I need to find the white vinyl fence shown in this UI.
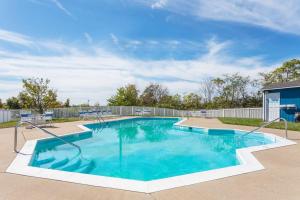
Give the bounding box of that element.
[0,109,11,123]
[51,106,189,118]
[190,107,263,119]
[0,106,263,123]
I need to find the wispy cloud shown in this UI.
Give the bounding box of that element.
[137,0,300,35]
[84,32,93,44]
[0,29,277,104]
[151,0,168,9]
[50,0,73,17]
[0,29,34,47]
[110,33,119,45]
[205,37,231,57]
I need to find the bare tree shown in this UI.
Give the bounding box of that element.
[199,77,215,103]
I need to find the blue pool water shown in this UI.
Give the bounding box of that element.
[30,118,274,181]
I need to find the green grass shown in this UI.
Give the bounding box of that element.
[0,118,81,129]
[218,117,300,132]
[0,120,18,129]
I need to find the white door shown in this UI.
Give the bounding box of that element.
[267,92,280,121]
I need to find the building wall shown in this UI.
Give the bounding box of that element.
[267,87,300,122]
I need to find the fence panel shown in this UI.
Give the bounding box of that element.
[0,110,12,123]
[0,106,263,123]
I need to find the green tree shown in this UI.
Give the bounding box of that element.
[6,97,21,109]
[182,93,202,110]
[0,99,3,108]
[169,94,182,109]
[140,83,169,107]
[260,59,300,85]
[107,84,139,106]
[157,94,182,109]
[19,78,60,113]
[64,98,71,107]
[212,73,254,108]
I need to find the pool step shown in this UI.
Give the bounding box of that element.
[75,161,95,174]
[50,157,70,169]
[59,158,82,171]
[34,156,55,166]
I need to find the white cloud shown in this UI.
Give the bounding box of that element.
[50,0,73,17]
[110,33,119,45]
[151,0,168,9]
[138,0,300,35]
[0,29,34,47]
[84,32,93,44]
[0,29,277,104]
[205,37,231,58]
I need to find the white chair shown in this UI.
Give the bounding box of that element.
[20,112,33,123]
[99,108,112,117]
[142,108,151,115]
[135,108,142,116]
[79,111,89,120]
[200,110,208,118]
[43,111,54,126]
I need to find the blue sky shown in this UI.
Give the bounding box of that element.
[0,0,300,104]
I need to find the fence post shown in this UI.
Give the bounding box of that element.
[131,106,134,115]
[120,106,123,116]
[222,109,225,117]
[154,107,156,116]
[234,109,236,118]
[248,108,251,118]
[164,108,166,116]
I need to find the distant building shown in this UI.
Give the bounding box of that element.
[262,79,300,122]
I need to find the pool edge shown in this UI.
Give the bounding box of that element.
[6,117,297,193]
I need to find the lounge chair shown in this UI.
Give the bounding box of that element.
[135,108,142,116]
[79,110,101,120]
[79,111,89,120]
[135,108,151,116]
[43,111,54,126]
[200,110,208,118]
[20,113,33,123]
[142,108,151,115]
[100,108,113,117]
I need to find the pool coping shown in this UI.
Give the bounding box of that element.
[6,117,296,193]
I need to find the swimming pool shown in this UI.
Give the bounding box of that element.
[7,117,295,192]
[29,117,273,180]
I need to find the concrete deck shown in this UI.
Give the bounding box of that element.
[1,117,300,200]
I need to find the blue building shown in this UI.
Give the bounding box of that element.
[263,80,300,122]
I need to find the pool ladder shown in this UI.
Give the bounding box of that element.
[14,121,82,154]
[95,111,106,124]
[241,117,288,138]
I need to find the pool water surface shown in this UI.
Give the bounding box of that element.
[30,118,274,181]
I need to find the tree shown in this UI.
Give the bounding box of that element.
[6,97,21,109]
[107,84,139,106]
[212,73,253,108]
[0,99,3,108]
[182,93,202,110]
[18,92,33,109]
[64,98,71,107]
[19,78,60,113]
[260,59,300,85]
[169,94,182,109]
[200,77,215,103]
[157,94,183,109]
[140,83,169,107]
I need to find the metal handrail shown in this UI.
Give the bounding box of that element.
[14,121,82,154]
[95,111,106,124]
[241,117,288,138]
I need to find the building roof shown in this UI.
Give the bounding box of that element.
[262,79,300,91]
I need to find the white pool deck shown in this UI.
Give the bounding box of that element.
[6,117,296,193]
